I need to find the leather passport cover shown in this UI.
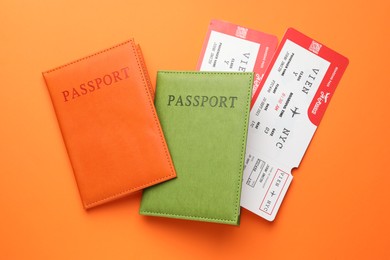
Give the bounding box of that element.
[43,40,176,209]
[140,71,253,225]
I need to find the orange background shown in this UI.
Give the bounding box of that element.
[1,0,389,259]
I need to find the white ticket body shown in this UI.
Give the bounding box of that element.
[240,28,348,221]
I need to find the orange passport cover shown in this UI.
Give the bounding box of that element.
[43,40,176,209]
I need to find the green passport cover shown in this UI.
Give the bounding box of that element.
[140,71,253,225]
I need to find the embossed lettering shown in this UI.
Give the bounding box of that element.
[167,95,239,108]
[61,67,131,102]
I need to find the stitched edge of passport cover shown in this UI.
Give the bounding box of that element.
[135,44,155,98]
[43,40,176,208]
[140,71,253,224]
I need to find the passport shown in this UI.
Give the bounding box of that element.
[140,71,253,225]
[43,40,176,209]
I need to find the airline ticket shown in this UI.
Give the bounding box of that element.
[197,19,278,95]
[198,23,349,221]
[240,28,349,221]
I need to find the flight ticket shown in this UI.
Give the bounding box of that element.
[197,19,278,95]
[198,23,348,221]
[240,28,349,221]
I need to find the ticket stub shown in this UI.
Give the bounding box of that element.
[197,19,278,95]
[240,28,349,221]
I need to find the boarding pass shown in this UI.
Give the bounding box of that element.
[240,28,349,221]
[197,19,278,95]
